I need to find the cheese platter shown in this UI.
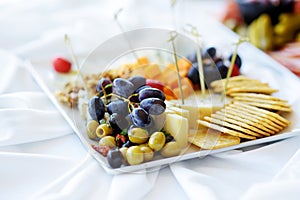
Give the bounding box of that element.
[26,21,300,174]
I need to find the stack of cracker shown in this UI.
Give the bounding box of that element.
[210,76,278,95]
[189,76,292,150]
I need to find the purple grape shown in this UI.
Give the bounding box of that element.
[88,96,105,121]
[107,100,129,117]
[109,113,130,135]
[187,63,200,85]
[204,47,216,59]
[140,98,166,115]
[128,76,146,91]
[204,66,223,88]
[138,88,165,102]
[96,78,112,96]
[112,78,135,98]
[128,94,139,103]
[134,85,151,93]
[130,108,151,127]
[216,62,229,79]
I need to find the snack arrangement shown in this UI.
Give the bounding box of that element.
[197,76,290,141]
[221,0,300,76]
[54,43,292,169]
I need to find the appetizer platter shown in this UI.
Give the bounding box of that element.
[26,21,300,174]
[221,0,300,76]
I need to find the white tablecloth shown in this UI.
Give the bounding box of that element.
[1,0,300,199]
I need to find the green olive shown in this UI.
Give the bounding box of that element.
[148,131,166,151]
[96,123,113,138]
[126,146,144,165]
[128,127,149,144]
[99,136,116,148]
[160,141,180,157]
[119,147,128,163]
[86,120,99,139]
[140,146,154,162]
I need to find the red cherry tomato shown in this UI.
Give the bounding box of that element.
[52,57,72,73]
[146,79,165,91]
[146,79,177,100]
[231,64,240,77]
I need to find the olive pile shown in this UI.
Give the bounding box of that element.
[86,75,179,168]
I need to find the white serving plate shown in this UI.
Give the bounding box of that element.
[26,20,300,174]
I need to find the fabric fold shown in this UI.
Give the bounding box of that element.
[0,92,73,146]
[0,151,76,200]
[107,168,160,200]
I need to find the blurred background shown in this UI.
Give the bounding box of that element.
[1,0,299,76]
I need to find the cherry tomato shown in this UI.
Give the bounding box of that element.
[231,64,240,77]
[146,79,177,99]
[146,79,165,91]
[52,57,72,73]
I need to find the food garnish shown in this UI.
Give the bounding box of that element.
[52,57,72,73]
[53,29,292,169]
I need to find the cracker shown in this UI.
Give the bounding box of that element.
[206,115,264,138]
[234,101,292,112]
[204,116,262,138]
[226,87,278,95]
[230,93,288,102]
[214,111,272,136]
[212,81,267,93]
[188,129,240,150]
[210,76,254,88]
[233,102,290,126]
[233,96,289,106]
[224,106,280,133]
[228,104,284,131]
[210,76,276,95]
[197,119,256,140]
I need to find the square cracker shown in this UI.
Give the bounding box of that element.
[189,129,241,150]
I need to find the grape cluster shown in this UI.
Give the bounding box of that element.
[88,76,167,164]
[89,76,166,129]
[186,47,242,88]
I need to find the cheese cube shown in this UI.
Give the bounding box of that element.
[164,113,188,149]
[168,106,190,119]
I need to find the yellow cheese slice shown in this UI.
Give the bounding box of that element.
[164,113,189,149]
